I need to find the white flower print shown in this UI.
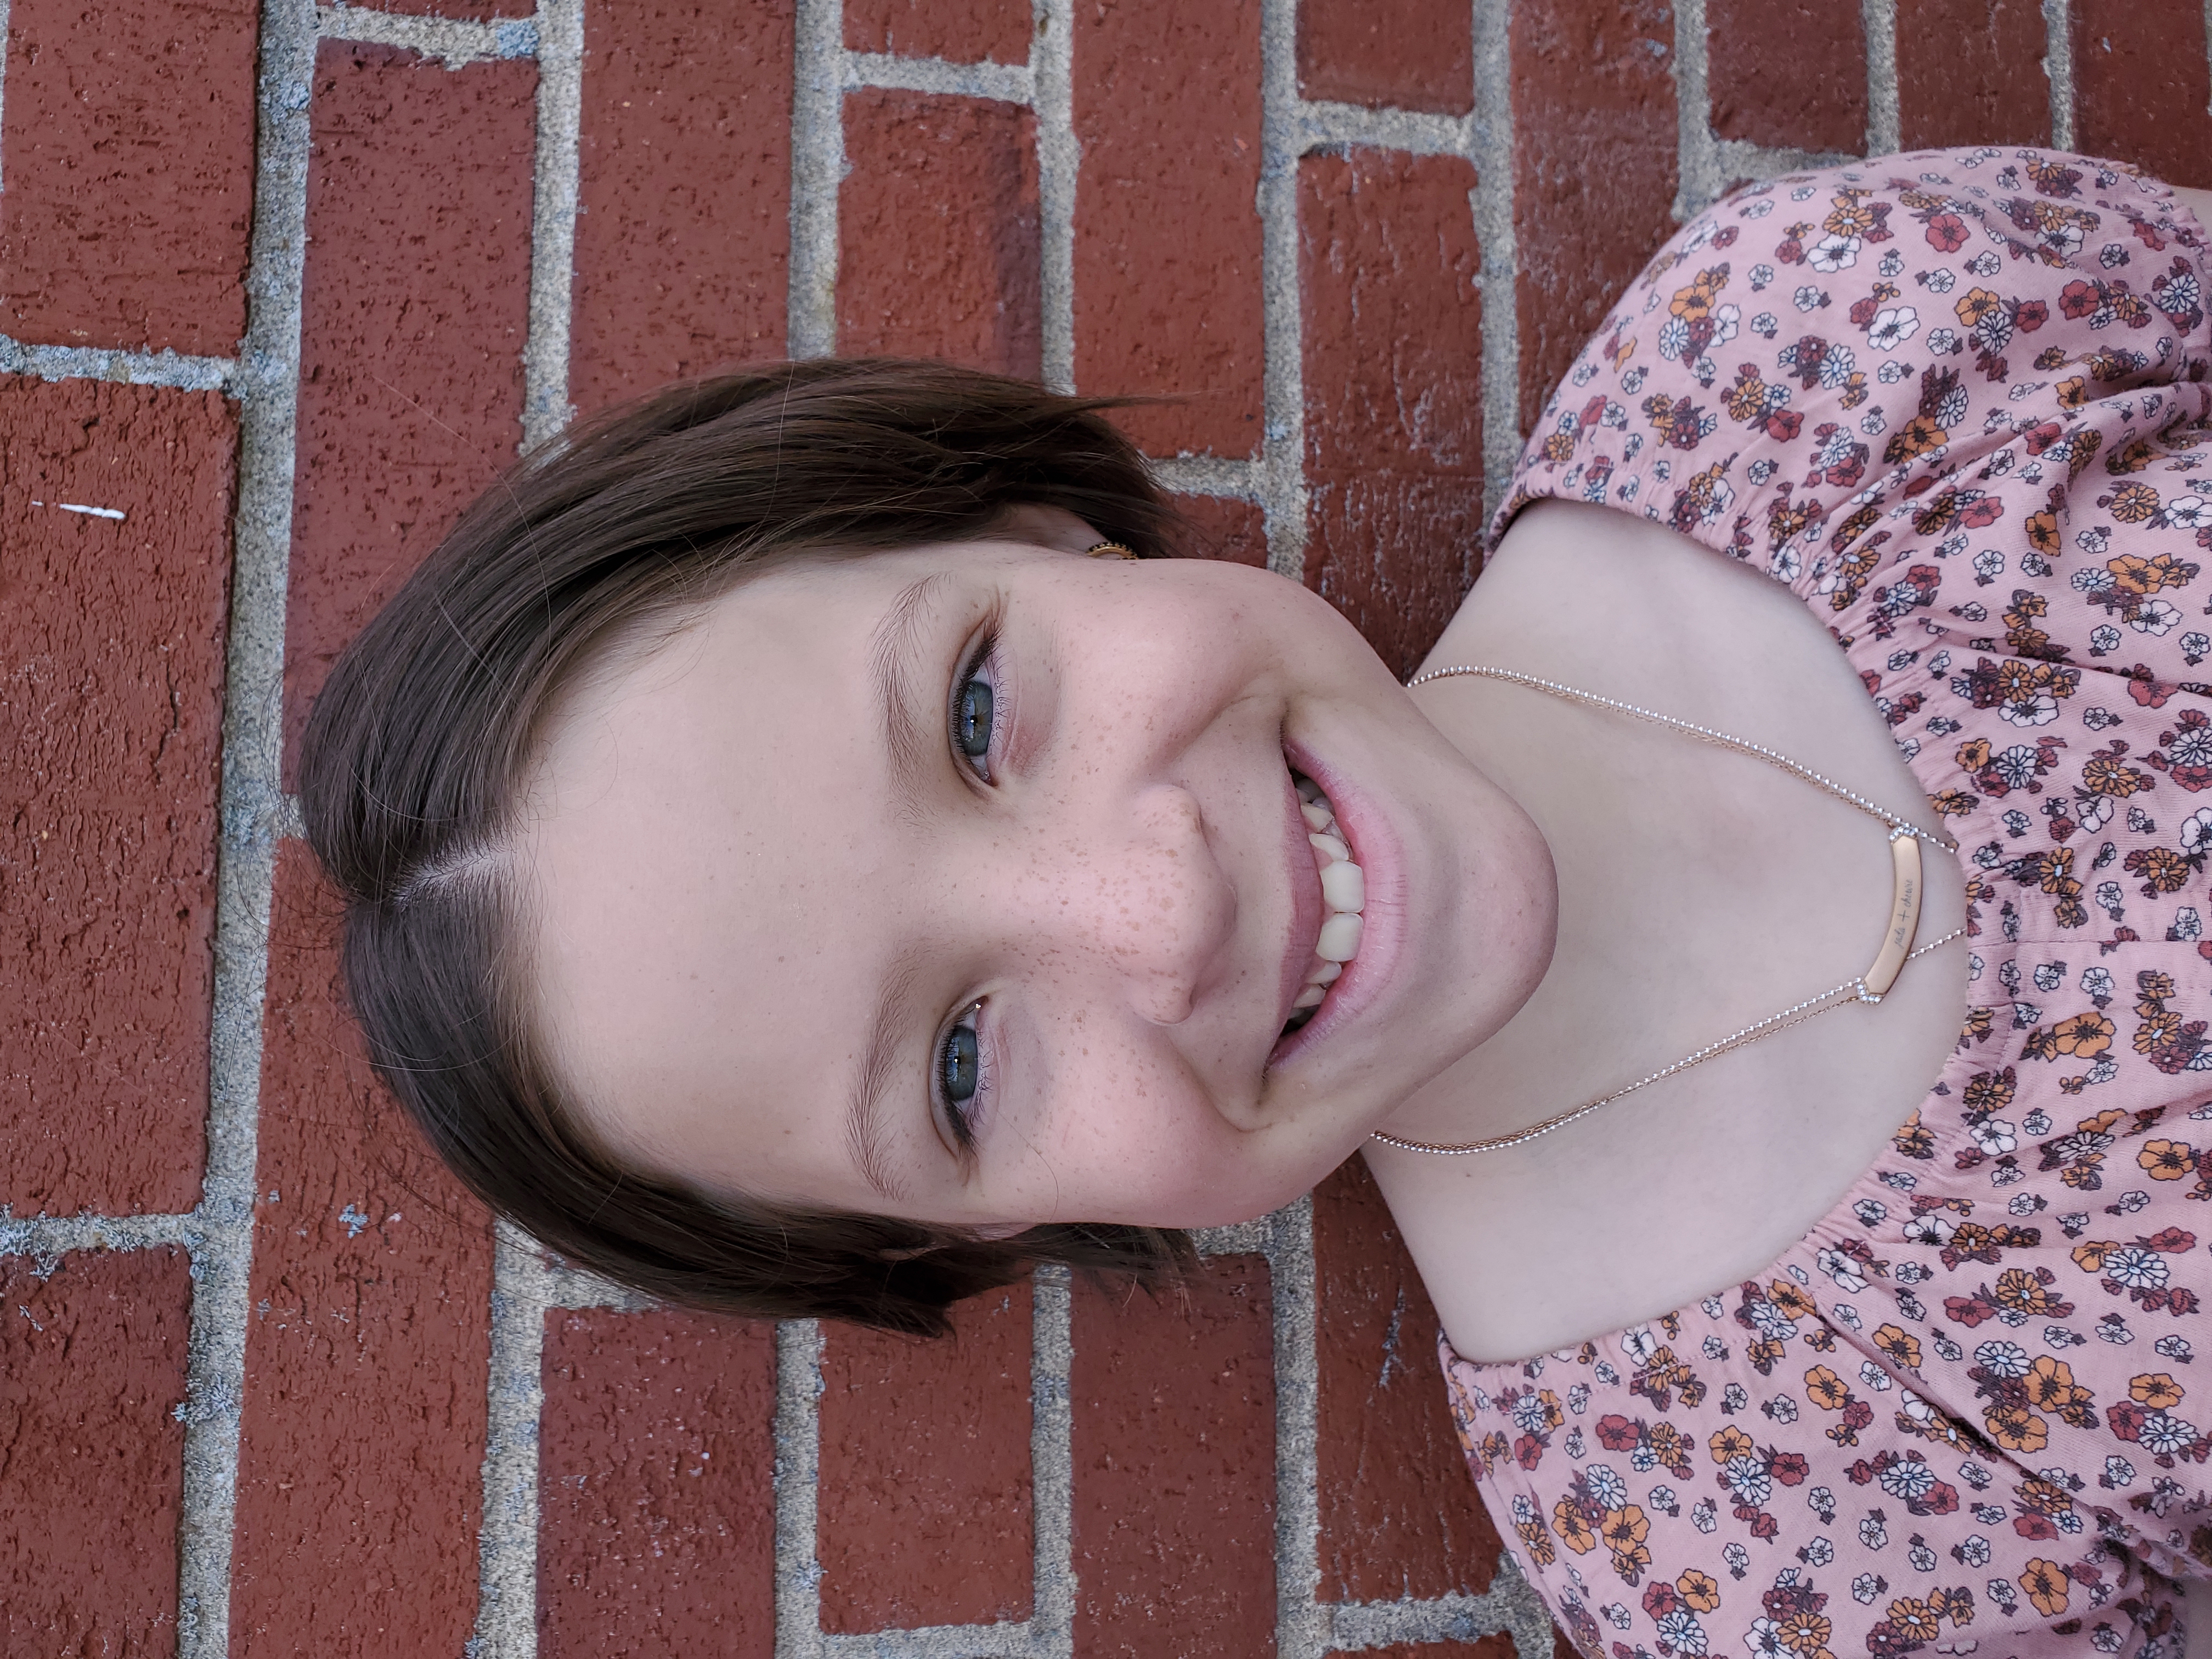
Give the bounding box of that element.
[1927,325,1959,354]
[1816,1249,1869,1291]
[2163,496,2210,531]
[1691,1497,1718,1534]
[1879,1459,1937,1501]
[2156,1335,2194,1363]
[1864,306,1917,353]
[2137,1413,2198,1455]
[1620,1325,1660,1364]
[1656,1609,1709,1655]
[2000,691,2061,727]
[1974,1340,2031,1378]
[1743,1617,1788,1658]
[1723,1454,1772,1505]
[2131,598,2183,635]
[1810,233,1861,272]
[2102,1246,2170,1290]
[1970,1118,2019,1155]
[1793,285,1826,313]
[1585,1463,1628,1507]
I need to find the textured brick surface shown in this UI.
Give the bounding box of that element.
[846,0,1031,65]
[1512,0,1680,432]
[1313,1161,1502,1602]
[1364,1639,1520,1659]
[1070,1257,1276,1657]
[375,0,533,16]
[231,842,495,1658]
[0,1249,191,1656]
[2071,0,2212,186]
[1300,148,1484,681]
[840,90,1042,376]
[819,1282,1033,1631]
[1072,0,1266,458]
[1895,0,2050,150]
[539,1308,778,1655]
[571,0,792,411]
[281,42,535,779]
[0,0,259,354]
[2,377,235,1216]
[1705,0,1865,155]
[1173,493,1270,565]
[1297,0,1474,116]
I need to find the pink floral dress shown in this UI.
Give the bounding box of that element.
[1448,148,2212,1659]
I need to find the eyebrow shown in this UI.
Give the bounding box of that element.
[868,570,952,810]
[847,939,926,1204]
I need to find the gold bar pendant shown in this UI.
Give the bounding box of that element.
[1860,830,1923,1000]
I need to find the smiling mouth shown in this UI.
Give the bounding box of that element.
[1282,771,1366,1038]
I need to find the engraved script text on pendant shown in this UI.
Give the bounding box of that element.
[1860,831,1923,1000]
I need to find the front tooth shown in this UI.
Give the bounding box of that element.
[1313,959,1342,985]
[1293,984,1327,1009]
[1316,912,1363,962]
[1319,859,1364,913]
[1300,800,1335,832]
[1308,832,1350,865]
[1295,776,1323,805]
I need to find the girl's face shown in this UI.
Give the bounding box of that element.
[521,530,1554,1231]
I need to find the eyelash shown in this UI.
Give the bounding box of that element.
[936,625,1002,1155]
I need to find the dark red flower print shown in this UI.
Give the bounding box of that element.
[1926,212,1968,252]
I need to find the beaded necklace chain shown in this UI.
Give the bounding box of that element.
[1368,665,1967,1158]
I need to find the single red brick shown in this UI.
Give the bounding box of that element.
[0,1249,191,1654]
[231,841,495,1657]
[2,378,235,1216]
[2071,0,2212,187]
[1706,0,1866,155]
[819,1280,1032,1631]
[845,0,1031,65]
[1895,0,2051,150]
[1312,1160,1504,1602]
[1072,0,1265,458]
[1300,148,1484,680]
[1512,0,1680,433]
[1070,1256,1275,1658]
[1297,0,1474,115]
[571,0,793,411]
[281,42,535,781]
[840,90,1042,376]
[1172,494,1269,565]
[0,0,258,354]
[538,1308,778,1656]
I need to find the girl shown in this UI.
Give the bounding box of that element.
[303,149,2212,1658]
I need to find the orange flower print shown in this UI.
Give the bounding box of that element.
[1985,1401,2051,1452]
[1993,1268,2070,1318]
[1954,287,2003,331]
[1669,266,1729,323]
[1871,1324,1923,1371]
[2110,549,2193,592]
[1600,1505,1651,1581]
[2106,482,2161,525]
[2019,1559,2072,1618]
[1675,1568,1722,1613]
[2024,1356,2096,1425]
[2057,375,2089,408]
[1709,1424,1756,1463]
[1773,1608,1833,1654]
[2049,1011,2115,1057]
[1884,413,1948,465]
[2140,1139,2197,1180]
[1553,1498,1596,1555]
[2131,1373,2186,1410]
[1768,1280,1819,1321]
[1804,1367,1852,1410]
[2026,503,2061,553]
[1887,1598,1942,1642]
[1928,1587,1974,1629]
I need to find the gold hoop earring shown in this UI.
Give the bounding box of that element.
[1085,541,1138,560]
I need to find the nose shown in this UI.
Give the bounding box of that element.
[1001,781,1238,1025]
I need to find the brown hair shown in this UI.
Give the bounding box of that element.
[298,358,1197,1335]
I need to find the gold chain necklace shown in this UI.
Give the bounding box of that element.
[1368,665,1967,1157]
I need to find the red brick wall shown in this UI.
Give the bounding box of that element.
[4,2,2207,1655]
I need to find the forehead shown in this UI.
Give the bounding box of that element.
[516,548,958,1178]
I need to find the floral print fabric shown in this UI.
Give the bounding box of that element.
[1449,148,2212,1659]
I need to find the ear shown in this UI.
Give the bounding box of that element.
[988,503,1103,556]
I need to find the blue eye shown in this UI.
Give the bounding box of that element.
[939,1008,982,1148]
[956,675,992,766]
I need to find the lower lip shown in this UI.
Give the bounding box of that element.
[1267,742,1406,1068]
